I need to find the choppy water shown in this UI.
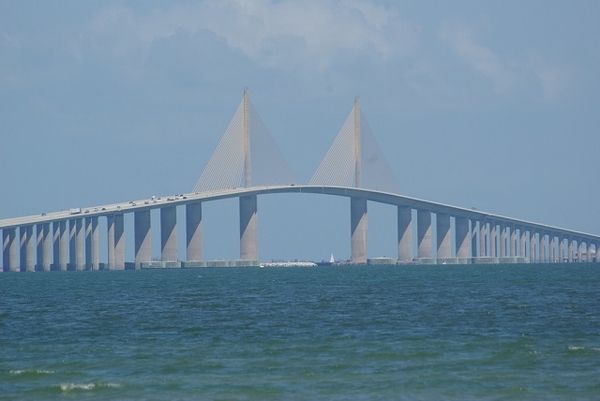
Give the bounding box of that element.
[1,264,599,400]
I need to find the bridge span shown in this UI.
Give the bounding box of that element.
[3,91,599,271]
[2,184,599,272]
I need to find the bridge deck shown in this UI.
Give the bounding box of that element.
[1,185,598,241]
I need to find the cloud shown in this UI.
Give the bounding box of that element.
[526,59,571,101]
[439,20,516,93]
[85,0,420,71]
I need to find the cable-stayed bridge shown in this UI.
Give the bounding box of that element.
[1,90,599,271]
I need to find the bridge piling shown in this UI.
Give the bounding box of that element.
[350,197,368,264]
[20,226,34,272]
[186,202,202,262]
[89,216,99,270]
[510,226,517,257]
[134,210,151,268]
[417,210,432,259]
[397,206,412,262]
[499,224,507,258]
[240,195,258,261]
[160,206,177,262]
[114,214,125,270]
[437,213,451,259]
[455,217,470,259]
[489,222,497,258]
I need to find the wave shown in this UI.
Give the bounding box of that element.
[60,382,122,392]
[9,369,55,376]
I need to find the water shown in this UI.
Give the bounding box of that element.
[1,264,599,400]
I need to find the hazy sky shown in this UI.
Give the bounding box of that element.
[1,1,599,262]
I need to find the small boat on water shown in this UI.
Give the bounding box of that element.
[316,253,335,266]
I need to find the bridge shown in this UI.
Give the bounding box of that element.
[2,90,599,271]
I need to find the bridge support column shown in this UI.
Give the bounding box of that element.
[499,225,507,258]
[437,214,451,259]
[58,221,67,270]
[161,206,177,262]
[455,217,470,259]
[37,223,51,271]
[586,241,593,262]
[350,197,368,264]
[417,210,432,259]
[52,223,59,270]
[75,219,84,270]
[69,219,78,270]
[186,202,202,262]
[539,233,546,263]
[549,235,556,262]
[568,238,574,262]
[107,215,115,269]
[510,226,517,257]
[114,214,125,270]
[2,228,17,272]
[577,239,584,263]
[85,216,99,270]
[470,220,478,257]
[135,210,152,269]
[240,195,258,261]
[489,222,497,258]
[519,227,527,259]
[559,237,565,262]
[479,222,487,257]
[530,231,537,262]
[20,226,34,272]
[397,206,412,263]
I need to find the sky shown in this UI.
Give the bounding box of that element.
[1,0,599,262]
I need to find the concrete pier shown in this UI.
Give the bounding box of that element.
[350,197,368,263]
[568,238,574,262]
[186,202,202,262]
[20,226,34,272]
[134,210,151,268]
[470,220,478,257]
[240,195,258,261]
[455,217,470,258]
[417,210,432,258]
[2,228,17,272]
[479,222,487,257]
[75,219,84,270]
[530,231,537,262]
[85,216,99,270]
[161,206,177,262]
[510,227,517,257]
[437,213,451,259]
[539,233,547,263]
[107,215,115,269]
[69,219,78,270]
[489,222,497,258]
[58,221,67,270]
[397,206,412,262]
[499,225,507,258]
[114,214,125,270]
[520,228,527,258]
[36,223,51,271]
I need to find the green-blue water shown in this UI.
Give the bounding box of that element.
[1,264,599,400]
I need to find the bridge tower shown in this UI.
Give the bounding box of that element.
[311,97,399,263]
[240,88,258,261]
[350,97,368,264]
[193,89,297,263]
